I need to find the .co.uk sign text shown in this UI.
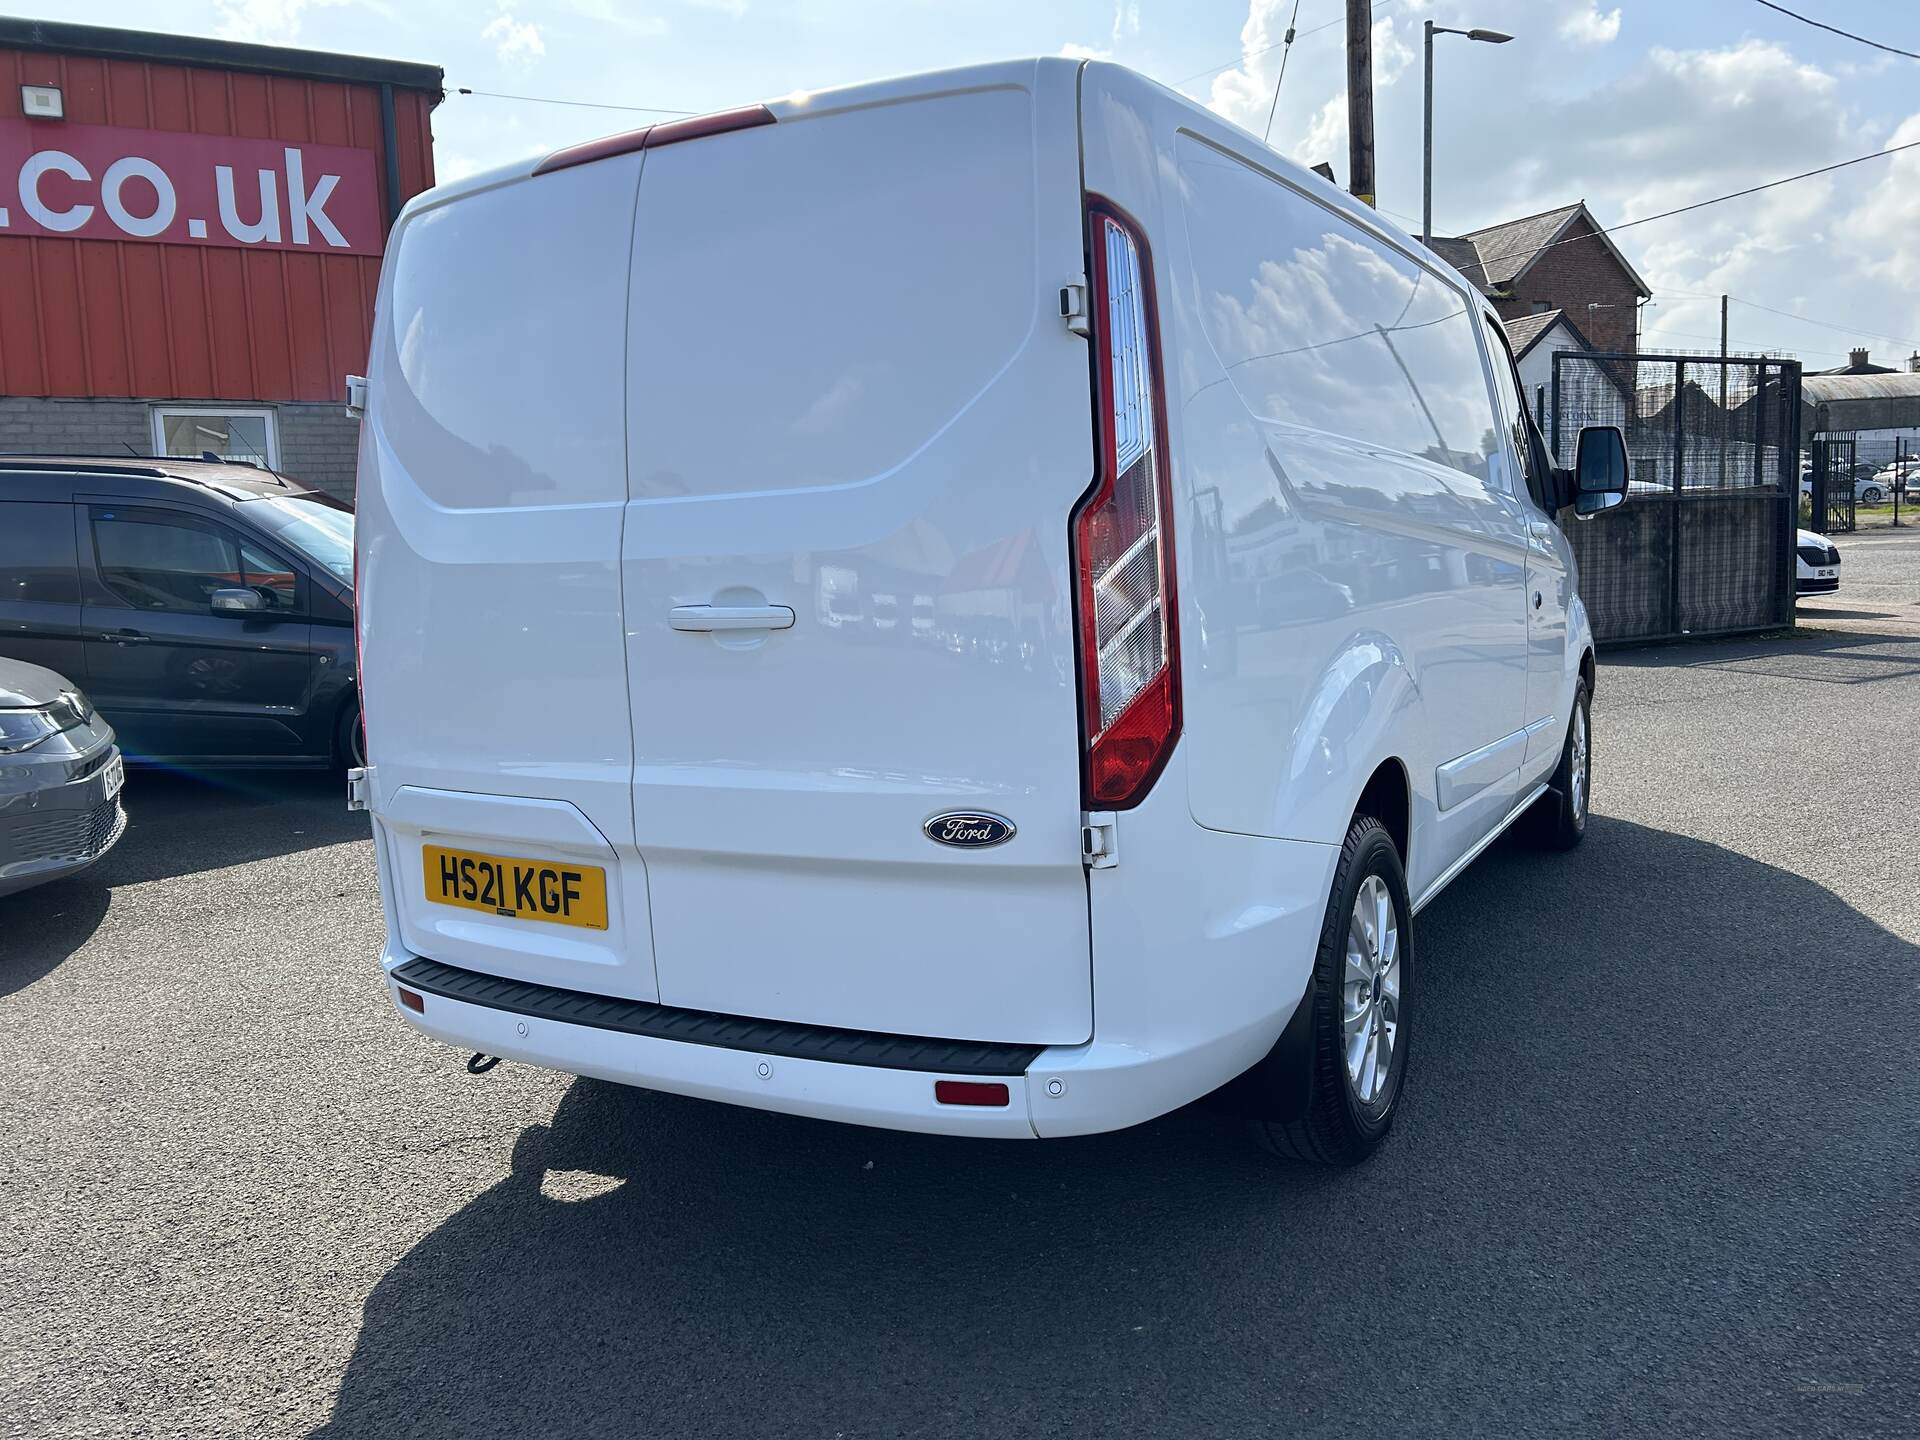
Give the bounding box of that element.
[0,118,382,257]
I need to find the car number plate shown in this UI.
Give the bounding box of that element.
[423,844,608,929]
[102,755,124,801]
[1816,567,1837,579]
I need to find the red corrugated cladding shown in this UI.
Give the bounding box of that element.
[0,46,435,403]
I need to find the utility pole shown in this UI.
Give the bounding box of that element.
[1728,293,1743,491]
[1346,0,1375,208]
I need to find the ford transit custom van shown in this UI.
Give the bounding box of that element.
[353,60,1627,1163]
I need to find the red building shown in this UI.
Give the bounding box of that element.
[0,18,442,498]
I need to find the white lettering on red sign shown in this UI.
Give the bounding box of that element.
[0,118,382,256]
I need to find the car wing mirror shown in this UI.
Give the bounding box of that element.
[210,587,266,614]
[1573,425,1630,517]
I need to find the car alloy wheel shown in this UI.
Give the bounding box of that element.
[1570,702,1589,822]
[1342,874,1402,1109]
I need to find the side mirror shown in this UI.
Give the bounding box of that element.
[211,587,265,614]
[1573,425,1630,516]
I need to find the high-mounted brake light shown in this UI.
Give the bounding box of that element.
[533,104,776,176]
[1073,199,1179,810]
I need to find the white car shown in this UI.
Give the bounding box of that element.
[351,60,1623,1164]
[1796,529,1840,595]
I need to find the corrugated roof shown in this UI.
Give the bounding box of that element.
[1802,373,1920,403]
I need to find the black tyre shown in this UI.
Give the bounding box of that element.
[1861,486,1884,506]
[1248,816,1411,1166]
[1527,679,1591,851]
[334,694,366,772]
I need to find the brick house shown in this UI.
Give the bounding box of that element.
[1431,201,1651,356]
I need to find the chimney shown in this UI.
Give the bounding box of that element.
[1849,347,1870,369]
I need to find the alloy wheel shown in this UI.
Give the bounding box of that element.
[1570,704,1589,821]
[1342,874,1401,1108]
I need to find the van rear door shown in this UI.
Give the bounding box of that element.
[620,63,1094,1045]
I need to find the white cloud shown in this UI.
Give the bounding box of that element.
[1060,42,1112,62]
[1841,112,1920,289]
[1560,5,1622,46]
[482,10,546,64]
[561,0,670,36]
[1112,1,1140,45]
[213,0,348,43]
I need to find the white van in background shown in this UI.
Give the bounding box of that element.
[352,59,1628,1164]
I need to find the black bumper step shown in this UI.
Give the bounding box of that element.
[391,957,1044,1077]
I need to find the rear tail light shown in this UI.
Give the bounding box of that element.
[1073,199,1179,809]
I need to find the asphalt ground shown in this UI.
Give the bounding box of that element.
[3,531,1917,1438]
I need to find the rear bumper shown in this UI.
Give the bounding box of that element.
[383,943,1286,1139]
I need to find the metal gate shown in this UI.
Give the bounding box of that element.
[1553,352,1800,644]
[1810,434,1856,534]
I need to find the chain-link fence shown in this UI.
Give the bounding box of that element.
[1553,352,1800,644]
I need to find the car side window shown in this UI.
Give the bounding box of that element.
[1481,317,1551,511]
[90,509,300,616]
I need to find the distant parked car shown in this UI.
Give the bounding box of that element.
[1795,529,1840,595]
[1801,469,1889,505]
[0,456,359,768]
[0,656,125,897]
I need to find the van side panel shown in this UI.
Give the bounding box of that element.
[359,157,658,1000]
[1082,67,1532,901]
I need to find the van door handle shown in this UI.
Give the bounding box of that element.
[668,604,795,633]
[104,629,151,644]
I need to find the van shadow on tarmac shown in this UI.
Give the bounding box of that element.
[313,817,1917,1438]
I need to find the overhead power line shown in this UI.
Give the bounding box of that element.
[1262,0,1306,144]
[1749,0,1920,62]
[1660,286,1920,352]
[1471,136,1920,272]
[453,86,696,116]
[1172,1,1397,89]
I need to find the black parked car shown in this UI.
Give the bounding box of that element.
[0,456,359,768]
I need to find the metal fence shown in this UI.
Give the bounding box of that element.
[1553,352,1800,645]
[1807,430,1917,532]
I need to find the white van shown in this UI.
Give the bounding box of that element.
[353,59,1628,1163]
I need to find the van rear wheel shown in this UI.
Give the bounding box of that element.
[1247,816,1411,1166]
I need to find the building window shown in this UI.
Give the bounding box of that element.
[151,406,279,467]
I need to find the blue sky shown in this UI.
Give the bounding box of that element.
[46,0,1920,367]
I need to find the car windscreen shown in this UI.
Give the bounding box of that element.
[242,492,354,586]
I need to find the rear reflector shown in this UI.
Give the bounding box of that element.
[534,103,776,175]
[398,988,425,1013]
[1073,198,1180,809]
[934,1080,1010,1107]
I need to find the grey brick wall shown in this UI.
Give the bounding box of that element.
[276,404,360,503]
[0,397,360,502]
[0,397,150,458]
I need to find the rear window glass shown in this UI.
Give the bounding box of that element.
[1178,137,1497,480]
[626,87,1037,499]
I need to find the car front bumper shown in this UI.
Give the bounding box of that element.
[0,743,127,897]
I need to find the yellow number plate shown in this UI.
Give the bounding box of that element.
[423,845,608,930]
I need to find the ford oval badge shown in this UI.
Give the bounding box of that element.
[924,811,1016,848]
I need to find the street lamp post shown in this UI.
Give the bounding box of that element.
[1422,21,1512,248]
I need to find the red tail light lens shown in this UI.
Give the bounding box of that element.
[1074,199,1179,809]
[934,1080,1011,1107]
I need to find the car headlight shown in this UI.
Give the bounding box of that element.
[0,690,92,755]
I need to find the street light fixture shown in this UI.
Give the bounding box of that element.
[1423,21,1512,248]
